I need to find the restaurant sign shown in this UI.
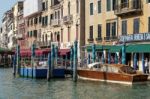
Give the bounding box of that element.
[119,33,150,42]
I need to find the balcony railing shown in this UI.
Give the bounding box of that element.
[96,37,102,42]
[114,0,142,16]
[18,10,23,16]
[104,36,118,41]
[35,40,51,48]
[87,38,94,42]
[51,19,62,27]
[18,19,25,25]
[51,0,63,9]
[63,15,73,24]
[16,34,24,40]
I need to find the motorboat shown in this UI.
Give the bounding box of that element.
[78,63,149,84]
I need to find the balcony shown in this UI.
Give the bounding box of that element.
[104,36,118,41]
[18,10,23,16]
[51,19,62,27]
[87,38,94,43]
[63,15,73,25]
[51,0,63,9]
[114,0,143,17]
[18,19,25,25]
[96,37,102,42]
[35,41,51,48]
[16,34,24,40]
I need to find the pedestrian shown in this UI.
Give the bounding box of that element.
[145,58,149,74]
[111,56,115,64]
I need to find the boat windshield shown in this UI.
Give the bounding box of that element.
[99,65,119,73]
[120,66,136,74]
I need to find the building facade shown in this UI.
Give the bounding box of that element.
[0,10,13,49]
[24,0,43,48]
[16,1,26,49]
[85,0,150,72]
[24,0,85,58]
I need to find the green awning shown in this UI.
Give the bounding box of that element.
[86,45,111,52]
[103,45,112,50]
[86,45,92,52]
[86,45,103,52]
[126,44,150,53]
[110,46,122,53]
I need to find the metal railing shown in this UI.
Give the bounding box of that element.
[63,15,73,24]
[51,19,62,27]
[114,0,142,15]
[35,41,51,47]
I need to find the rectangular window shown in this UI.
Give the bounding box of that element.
[121,0,128,8]
[98,24,102,38]
[90,3,93,15]
[107,0,111,11]
[148,17,150,32]
[27,20,29,26]
[34,30,37,38]
[34,17,38,24]
[27,32,29,37]
[89,26,93,39]
[122,20,127,35]
[98,0,101,13]
[133,18,140,34]
[45,16,48,25]
[31,19,33,25]
[39,16,41,23]
[50,14,53,25]
[30,31,32,37]
[42,17,45,26]
[46,1,48,10]
[42,2,45,11]
[106,23,111,37]
[112,0,116,10]
[112,22,116,37]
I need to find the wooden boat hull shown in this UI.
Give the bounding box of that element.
[20,68,65,78]
[78,69,148,84]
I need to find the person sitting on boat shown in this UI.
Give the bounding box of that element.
[145,58,149,74]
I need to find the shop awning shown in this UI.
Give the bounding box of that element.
[35,48,51,56]
[20,48,51,57]
[59,49,70,56]
[109,46,122,53]
[20,49,31,57]
[86,45,103,52]
[126,44,150,53]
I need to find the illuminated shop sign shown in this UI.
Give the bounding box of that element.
[119,33,150,42]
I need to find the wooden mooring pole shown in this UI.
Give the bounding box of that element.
[73,41,78,82]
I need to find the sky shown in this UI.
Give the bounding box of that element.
[0,0,18,25]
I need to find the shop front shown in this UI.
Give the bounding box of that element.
[120,32,150,73]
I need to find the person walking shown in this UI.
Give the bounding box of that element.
[145,58,149,74]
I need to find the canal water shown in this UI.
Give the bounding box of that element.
[0,68,150,99]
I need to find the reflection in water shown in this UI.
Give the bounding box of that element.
[0,68,149,99]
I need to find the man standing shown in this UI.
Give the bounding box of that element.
[145,58,149,74]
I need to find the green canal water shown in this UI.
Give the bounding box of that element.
[0,68,150,99]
